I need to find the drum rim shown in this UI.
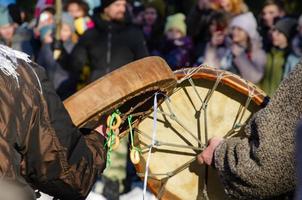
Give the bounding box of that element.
[63,56,177,132]
[175,67,269,107]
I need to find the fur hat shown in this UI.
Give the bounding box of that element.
[164,13,187,36]
[230,12,259,40]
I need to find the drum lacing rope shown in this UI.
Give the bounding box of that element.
[127,115,141,155]
[185,70,227,199]
[135,128,204,152]
[143,92,161,200]
[177,64,209,84]
[199,71,225,200]
[105,110,121,166]
[202,71,224,110]
[141,92,207,199]
[225,82,256,138]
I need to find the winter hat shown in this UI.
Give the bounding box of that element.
[164,13,187,36]
[39,24,54,41]
[100,0,119,10]
[230,12,259,40]
[62,12,75,32]
[274,18,298,40]
[0,6,13,27]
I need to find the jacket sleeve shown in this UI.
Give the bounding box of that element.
[22,64,107,200]
[214,61,302,199]
[0,135,36,199]
[296,120,302,199]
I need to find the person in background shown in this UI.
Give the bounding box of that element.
[292,14,302,57]
[142,1,164,54]
[211,0,248,17]
[64,0,95,90]
[34,0,54,19]
[32,6,56,59]
[194,11,230,68]
[186,0,215,46]
[65,0,89,19]
[259,0,286,51]
[0,6,34,57]
[70,0,148,82]
[224,12,266,84]
[70,2,148,197]
[259,17,299,96]
[156,13,193,70]
[64,0,95,36]
[129,0,145,26]
[37,12,77,100]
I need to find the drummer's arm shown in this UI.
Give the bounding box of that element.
[25,64,107,199]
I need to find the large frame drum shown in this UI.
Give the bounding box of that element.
[135,67,268,200]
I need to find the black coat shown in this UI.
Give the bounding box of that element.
[69,15,149,82]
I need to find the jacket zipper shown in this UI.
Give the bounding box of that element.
[107,25,112,64]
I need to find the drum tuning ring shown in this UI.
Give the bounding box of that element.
[130,148,140,165]
[106,114,122,130]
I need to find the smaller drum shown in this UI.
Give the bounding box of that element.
[135,67,268,200]
[63,56,177,136]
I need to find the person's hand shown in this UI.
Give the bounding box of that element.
[231,44,245,57]
[197,136,223,166]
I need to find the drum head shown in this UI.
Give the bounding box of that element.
[64,56,177,136]
[135,67,268,200]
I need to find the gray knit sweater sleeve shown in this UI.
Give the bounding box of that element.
[214,61,302,199]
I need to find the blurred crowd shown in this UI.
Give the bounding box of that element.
[0,0,301,98]
[0,0,301,199]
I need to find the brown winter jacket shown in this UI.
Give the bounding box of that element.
[0,45,106,199]
[215,61,302,199]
